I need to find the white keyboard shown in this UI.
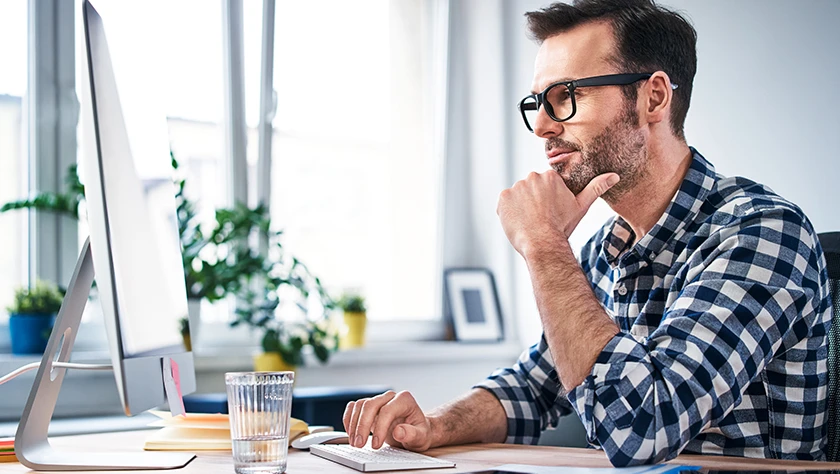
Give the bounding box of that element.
[309,444,456,472]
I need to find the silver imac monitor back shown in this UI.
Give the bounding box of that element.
[15,0,195,471]
[13,0,197,470]
[80,0,196,416]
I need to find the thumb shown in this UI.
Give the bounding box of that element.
[393,423,426,450]
[576,173,619,209]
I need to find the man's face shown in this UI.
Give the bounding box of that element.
[531,22,647,200]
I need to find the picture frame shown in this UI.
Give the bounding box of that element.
[444,268,503,342]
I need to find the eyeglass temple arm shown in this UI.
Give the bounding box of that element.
[518,99,539,111]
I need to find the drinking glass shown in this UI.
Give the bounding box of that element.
[226,371,294,474]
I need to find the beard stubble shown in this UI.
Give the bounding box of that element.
[548,100,647,202]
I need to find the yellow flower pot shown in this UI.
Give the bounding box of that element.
[341,311,367,348]
[252,352,296,373]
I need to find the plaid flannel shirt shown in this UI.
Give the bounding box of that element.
[476,149,831,466]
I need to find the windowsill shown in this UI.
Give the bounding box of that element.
[0,318,505,357]
[193,340,524,372]
[0,340,524,373]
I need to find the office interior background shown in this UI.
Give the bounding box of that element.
[0,0,838,446]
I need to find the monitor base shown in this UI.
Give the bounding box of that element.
[18,446,195,471]
[14,239,195,471]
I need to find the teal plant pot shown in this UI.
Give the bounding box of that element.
[9,313,56,355]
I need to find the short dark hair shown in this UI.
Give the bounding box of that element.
[525,0,697,140]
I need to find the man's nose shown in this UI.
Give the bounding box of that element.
[533,106,563,138]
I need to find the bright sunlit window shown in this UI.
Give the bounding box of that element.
[69,0,443,328]
[0,0,30,322]
[245,0,443,321]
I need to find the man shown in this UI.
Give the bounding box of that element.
[343,0,831,466]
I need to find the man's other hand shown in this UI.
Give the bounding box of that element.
[497,171,619,257]
[343,390,433,451]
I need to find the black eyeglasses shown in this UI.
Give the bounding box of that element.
[518,73,679,133]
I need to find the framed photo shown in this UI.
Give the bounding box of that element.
[444,268,503,342]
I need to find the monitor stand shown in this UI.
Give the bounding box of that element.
[14,238,195,471]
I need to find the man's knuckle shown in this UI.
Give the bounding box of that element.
[377,390,396,400]
[395,390,415,403]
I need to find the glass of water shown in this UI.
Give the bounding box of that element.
[226,371,294,474]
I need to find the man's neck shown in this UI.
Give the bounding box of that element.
[608,141,693,241]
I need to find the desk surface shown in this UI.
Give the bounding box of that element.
[6,429,840,473]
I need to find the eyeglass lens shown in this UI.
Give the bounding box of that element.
[522,83,574,129]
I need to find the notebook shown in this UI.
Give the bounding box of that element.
[143,411,311,451]
[0,437,17,463]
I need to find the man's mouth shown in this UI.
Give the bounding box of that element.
[547,149,577,166]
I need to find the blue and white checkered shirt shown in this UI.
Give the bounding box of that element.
[476,149,831,466]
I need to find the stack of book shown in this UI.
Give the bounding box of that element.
[143,411,313,451]
[0,437,15,462]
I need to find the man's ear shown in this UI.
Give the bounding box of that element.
[641,71,673,125]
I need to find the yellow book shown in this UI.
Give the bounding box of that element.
[0,437,15,462]
[144,426,233,451]
[143,411,309,451]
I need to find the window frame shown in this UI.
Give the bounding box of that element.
[0,0,80,353]
[28,0,79,288]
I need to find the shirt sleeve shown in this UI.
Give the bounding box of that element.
[566,206,829,466]
[473,334,575,444]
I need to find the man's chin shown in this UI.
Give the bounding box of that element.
[563,178,588,196]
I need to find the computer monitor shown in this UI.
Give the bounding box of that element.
[14,0,197,470]
[79,0,196,418]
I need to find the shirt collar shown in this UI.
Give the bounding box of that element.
[602,148,717,266]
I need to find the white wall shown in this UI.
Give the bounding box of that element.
[503,0,840,346]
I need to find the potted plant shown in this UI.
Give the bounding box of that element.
[2,157,340,367]
[7,280,65,354]
[228,221,340,371]
[1,156,247,347]
[337,291,367,348]
[236,285,340,372]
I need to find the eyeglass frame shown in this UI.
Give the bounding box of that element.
[517,73,679,133]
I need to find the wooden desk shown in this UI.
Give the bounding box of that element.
[5,429,840,473]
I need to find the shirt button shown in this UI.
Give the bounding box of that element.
[617,285,628,296]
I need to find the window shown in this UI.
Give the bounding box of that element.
[0,0,29,321]
[2,0,447,349]
[245,0,443,321]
